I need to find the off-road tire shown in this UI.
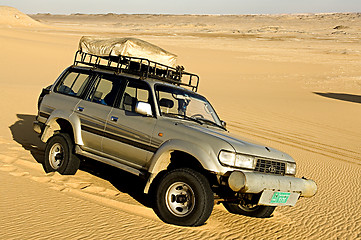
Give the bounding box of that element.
[154,168,214,226]
[44,133,80,175]
[223,202,276,218]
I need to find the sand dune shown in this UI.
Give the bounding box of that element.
[1,6,361,239]
[0,6,43,27]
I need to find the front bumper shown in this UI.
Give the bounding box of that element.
[228,171,317,198]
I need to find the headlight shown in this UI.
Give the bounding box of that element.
[286,162,297,175]
[219,151,255,170]
[235,154,256,169]
[218,151,236,166]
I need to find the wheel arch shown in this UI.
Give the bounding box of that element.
[144,139,220,194]
[41,110,83,145]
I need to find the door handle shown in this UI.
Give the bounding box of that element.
[110,116,118,122]
[77,107,84,112]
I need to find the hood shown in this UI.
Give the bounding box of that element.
[185,124,295,163]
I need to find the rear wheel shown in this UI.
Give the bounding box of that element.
[44,133,80,175]
[154,168,214,226]
[223,202,276,218]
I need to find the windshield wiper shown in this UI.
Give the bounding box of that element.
[195,118,227,131]
[163,113,203,125]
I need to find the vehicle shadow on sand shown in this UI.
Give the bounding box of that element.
[9,114,46,164]
[313,92,361,104]
[9,114,152,208]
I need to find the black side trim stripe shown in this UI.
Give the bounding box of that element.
[104,132,158,153]
[81,125,158,153]
[81,125,104,137]
[39,112,50,119]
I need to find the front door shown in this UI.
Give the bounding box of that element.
[102,80,157,168]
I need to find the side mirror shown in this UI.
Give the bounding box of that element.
[135,101,153,116]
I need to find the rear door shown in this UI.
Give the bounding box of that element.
[74,73,125,154]
[102,80,157,168]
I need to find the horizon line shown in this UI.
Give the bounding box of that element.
[28,12,361,16]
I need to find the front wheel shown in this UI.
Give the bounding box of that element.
[154,168,214,226]
[223,202,276,218]
[44,133,80,175]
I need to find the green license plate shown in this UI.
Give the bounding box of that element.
[270,192,291,204]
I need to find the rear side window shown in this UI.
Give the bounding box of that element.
[86,74,124,107]
[55,71,91,97]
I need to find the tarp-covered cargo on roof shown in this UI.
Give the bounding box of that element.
[78,37,177,67]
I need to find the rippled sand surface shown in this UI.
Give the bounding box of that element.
[1,6,360,239]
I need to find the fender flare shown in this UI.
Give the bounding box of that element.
[41,110,83,145]
[143,139,221,193]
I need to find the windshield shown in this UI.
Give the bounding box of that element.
[155,85,221,126]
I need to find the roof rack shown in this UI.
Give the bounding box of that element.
[73,50,200,92]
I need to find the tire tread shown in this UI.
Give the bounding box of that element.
[44,133,80,175]
[154,168,214,226]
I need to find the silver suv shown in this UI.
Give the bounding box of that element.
[34,46,317,226]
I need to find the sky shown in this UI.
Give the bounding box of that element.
[1,0,360,15]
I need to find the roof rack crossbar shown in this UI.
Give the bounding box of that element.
[73,50,199,92]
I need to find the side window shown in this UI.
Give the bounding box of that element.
[157,90,178,115]
[121,81,151,112]
[55,71,91,97]
[87,75,123,106]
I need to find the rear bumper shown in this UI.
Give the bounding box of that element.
[228,171,317,198]
[33,120,45,134]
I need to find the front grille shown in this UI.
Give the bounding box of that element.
[254,159,285,175]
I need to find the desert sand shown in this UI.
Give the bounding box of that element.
[0,6,360,239]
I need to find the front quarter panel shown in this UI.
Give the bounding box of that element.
[144,138,223,193]
[143,119,235,193]
[148,139,224,174]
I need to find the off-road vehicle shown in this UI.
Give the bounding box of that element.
[33,37,317,226]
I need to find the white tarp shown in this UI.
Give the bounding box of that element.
[78,36,177,67]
